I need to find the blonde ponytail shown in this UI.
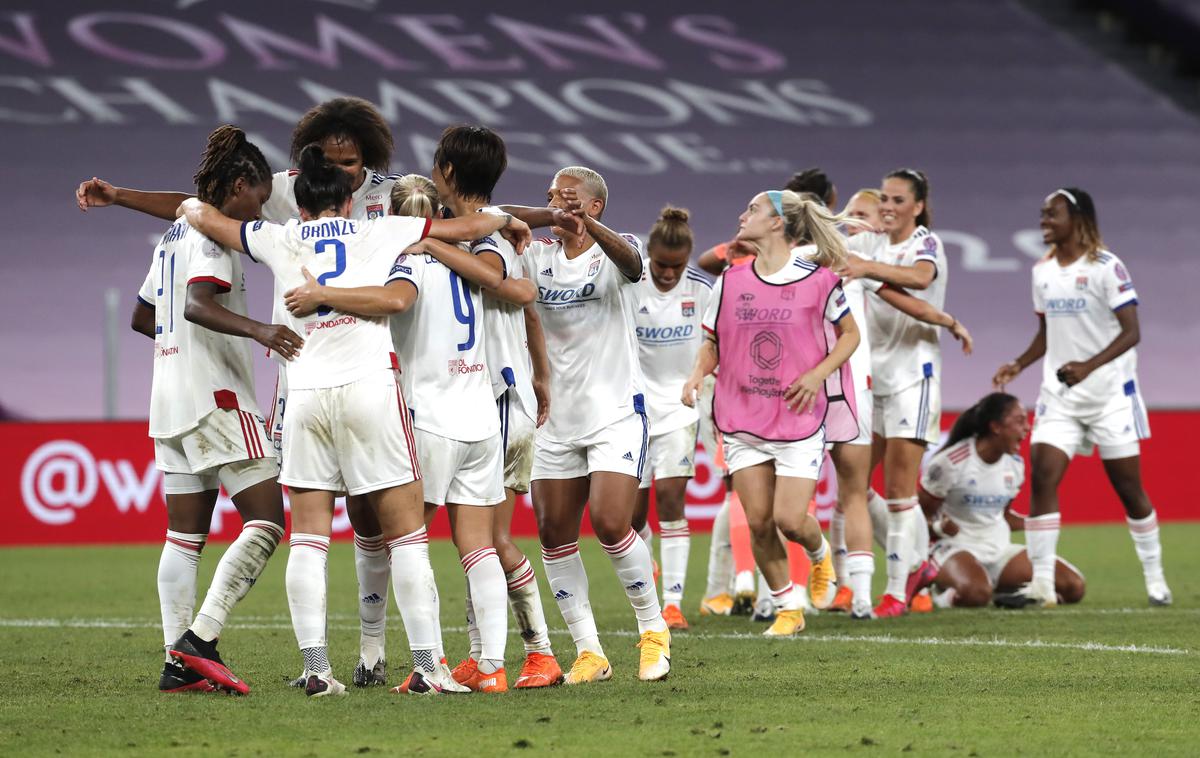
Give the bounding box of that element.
[775,189,849,269]
[390,174,440,219]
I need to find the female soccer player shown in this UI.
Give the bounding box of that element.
[838,169,949,618]
[519,166,671,684]
[178,144,530,696]
[628,206,713,631]
[683,189,860,636]
[131,126,294,695]
[993,188,1170,607]
[920,393,1085,607]
[77,98,406,685]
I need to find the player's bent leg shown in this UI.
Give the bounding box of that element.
[932,551,993,607]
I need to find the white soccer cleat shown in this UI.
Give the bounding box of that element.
[993,580,1057,609]
[434,660,472,693]
[1147,579,1173,607]
[304,672,347,698]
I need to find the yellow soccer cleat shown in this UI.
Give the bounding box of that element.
[763,609,805,637]
[699,593,734,617]
[563,651,612,685]
[808,540,837,610]
[637,629,671,681]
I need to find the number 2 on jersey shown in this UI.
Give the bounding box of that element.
[313,238,346,317]
[449,270,475,351]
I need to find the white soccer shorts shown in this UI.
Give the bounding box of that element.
[722,429,826,481]
[266,364,288,463]
[416,429,504,507]
[873,374,941,445]
[639,422,698,489]
[162,458,280,497]
[280,369,420,496]
[498,388,536,494]
[531,411,649,481]
[930,538,1026,588]
[1030,383,1150,460]
[154,407,273,476]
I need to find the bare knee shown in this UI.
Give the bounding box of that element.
[956,584,993,607]
[1059,574,1086,605]
[590,511,631,546]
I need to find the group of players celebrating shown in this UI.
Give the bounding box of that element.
[74,96,1172,698]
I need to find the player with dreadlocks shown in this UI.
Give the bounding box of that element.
[76,98,407,687]
[128,125,300,695]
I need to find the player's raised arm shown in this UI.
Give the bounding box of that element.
[838,254,936,290]
[497,204,585,238]
[427,213,531,253]
[580,211,643,282]
[876,285,973,354]
[76,176,191,220]
[415,238,503,291]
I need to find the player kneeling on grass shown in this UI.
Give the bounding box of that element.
[683,190,858,637]
[131,126,296,695]
[919,393,1085,608]
[179,143,531,697]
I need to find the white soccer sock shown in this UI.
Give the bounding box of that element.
[867,488,889,548]
[1025,513,1061,590]
[464,581,482,661]
[637,521,654,559]
[191,520,282,642]
[386,527,440,674]
[462,547,507,674]
[158,531,205,661]
[769,581,801,612]
[705,495,734,597]
[805,536,829,564]
[286,533,330,672]
[506,556,553,655]
[542,543,603,657]
[884,497,917,599]
[830,508,848,585]
[354,532,389,665]
[659,519,690,608]
[756,568,771,604]
[846,550,875,611]
[1127,511,1166,583]
[603,529,667,634]
[908,506,931,572]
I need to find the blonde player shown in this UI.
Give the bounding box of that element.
[838,169,948,618]
[629,207,713,631]
[178,144,531,696]
[130,126,292,695]
[517,167,670,684]
[76,98,405,687]
[993,188,1170,607]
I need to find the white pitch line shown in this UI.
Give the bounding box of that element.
[0,617,1188,656]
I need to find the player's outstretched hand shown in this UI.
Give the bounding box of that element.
[533,376,551,427]
[284,267,324,317]
[500,215,532,254]
[992,361,1021,390]
[253,323,304,361]
[681,376,703,408]
[76,177,116,212]
[835,253,871,281]
[950,319,974,355]
[784,370,822,414]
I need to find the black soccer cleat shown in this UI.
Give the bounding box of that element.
[159,660,215,693]
[353,658,387,687]
[170,630,249,695]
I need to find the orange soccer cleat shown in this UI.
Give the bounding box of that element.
[829,586,854,613]
[909,589,934,614]
[662,604,690,630]
[515,652,563,689]
[460,666,508,693]
[450,658,478,686]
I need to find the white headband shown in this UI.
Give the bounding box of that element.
[1046,189,1078,208]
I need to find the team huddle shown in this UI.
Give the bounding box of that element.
[74,97,1172,697]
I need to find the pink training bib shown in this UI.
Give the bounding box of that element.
[713,261,857,442]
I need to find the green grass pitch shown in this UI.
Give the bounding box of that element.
[1,523,1197,756]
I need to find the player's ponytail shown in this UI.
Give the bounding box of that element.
[294,143,353,217]
[648,206,694,253]
[941,392,1019,452]
[774,189,850,269]
[390,174,440,219]
[193,124,271,208]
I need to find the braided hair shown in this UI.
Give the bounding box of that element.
[192,125,271,208]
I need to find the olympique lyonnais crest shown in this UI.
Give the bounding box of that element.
[1076,276,1088,290]
[681,300,695,317]
[781,288,795,301]
[1005,474,1014,489]
[587,255,602,277]
[366,203,384,219]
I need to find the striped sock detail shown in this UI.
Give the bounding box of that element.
[885,496,917,513]
[165,531,206,553]
[541,542,579,561]
[354,532,386,553]
[461,547,498,573]
[601,529,639,557]
[1127,511,1158,534]
[1025,513,1061,531]
[244,519,284,541]
[770,582,795,601]
[506,557,536,592]
[289,534,330,553]
[660,524,690,539]
[386,527,429,553]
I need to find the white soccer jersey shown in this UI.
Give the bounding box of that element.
[1032,250,1140,409]
[471,207,537,418]
[138,219,259,438]
[920,438,1024,542]
[526,234,647,443]
[865,227,948,395]
[240,215,430,390]
[387,250,500,442]
[633,263,712,434]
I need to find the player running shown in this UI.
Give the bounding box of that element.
[629,207,713,631]
[838,169,948,618]
[683,189,860,637]
[921,393,1085,607]
[131,126,293,695]
[76,98,406,686]
[177,143,530,696]
[993,188,1170,607]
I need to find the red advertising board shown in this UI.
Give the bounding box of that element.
[3,413,1195,546]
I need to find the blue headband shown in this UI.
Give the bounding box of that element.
[766,190,785,217]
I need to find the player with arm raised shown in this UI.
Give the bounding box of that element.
[132,126,296,695]
[629,207,712,631]
[179,144,528,697]
[78,98,410,687]
[992,188,1170,607]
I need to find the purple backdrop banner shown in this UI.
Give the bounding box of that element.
[2,0,1198,419]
